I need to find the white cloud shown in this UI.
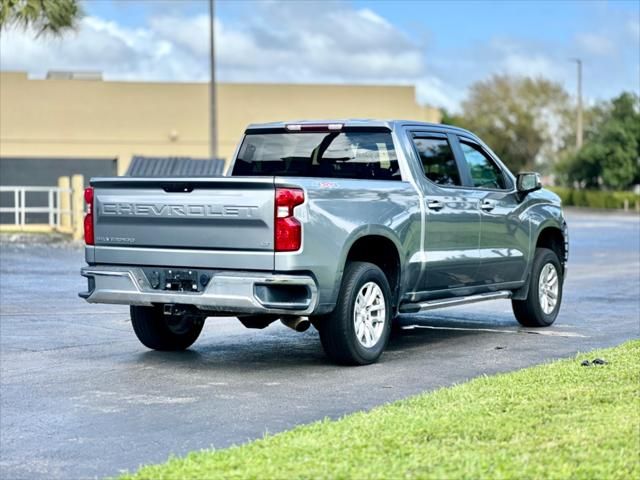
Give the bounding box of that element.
[0,2,428,87]
[0,15,198,80]
[358,8,392,27]
[575,33,615,56]
[0,1,458,108]
[415,76,461,112]
[0,1,462,108]
[492,42,556,78]
[1,1,637,112]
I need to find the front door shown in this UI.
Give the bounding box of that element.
[456,137,529,284]
[409,133,481,292]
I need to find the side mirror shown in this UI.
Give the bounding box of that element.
[516,172,542,199]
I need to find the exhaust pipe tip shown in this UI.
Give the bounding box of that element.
[295,319,310,332]
[281,316,310,332]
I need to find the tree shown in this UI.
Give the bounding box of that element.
[0,0,82,36]
[556,92,639,190]
[446,75,573,173]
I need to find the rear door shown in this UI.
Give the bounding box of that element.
[455,136,528,284]
[409,132,482,292]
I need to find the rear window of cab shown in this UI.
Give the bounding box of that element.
[232,128,401,181]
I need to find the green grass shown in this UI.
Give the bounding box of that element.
[548,187,639,210]
[121,341,640,480]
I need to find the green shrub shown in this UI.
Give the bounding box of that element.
[549,186,573,205]
[612,191,640,209]
[584,190,607,208]
[547,187,640,209]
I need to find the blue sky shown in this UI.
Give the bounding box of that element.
[2,0,638,110]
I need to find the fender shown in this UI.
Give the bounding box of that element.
[328,225,406,311]
[512,207,566,300]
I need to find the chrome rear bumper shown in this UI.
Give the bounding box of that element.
[79,266,318,315]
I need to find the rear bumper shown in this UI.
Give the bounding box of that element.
[79,265,318,316]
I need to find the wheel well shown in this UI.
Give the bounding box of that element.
[536,227,566,272]
[346,235,401,304]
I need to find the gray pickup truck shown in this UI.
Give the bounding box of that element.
[80,120,568,365]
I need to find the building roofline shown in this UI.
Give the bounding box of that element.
[0,71,419,90]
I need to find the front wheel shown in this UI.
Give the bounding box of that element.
[130,305,204,351]
[512,248,563,327]
[315,261,392,365]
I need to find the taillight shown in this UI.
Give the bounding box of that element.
[275,187,304,252]
[84,187,94,245]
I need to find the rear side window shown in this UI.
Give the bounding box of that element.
[412,137,461,187]
[459,141,507,190]
[232,130,401,180]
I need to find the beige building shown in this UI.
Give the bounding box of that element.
[0,71,440,175]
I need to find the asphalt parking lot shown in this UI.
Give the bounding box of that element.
[1,208,638,480]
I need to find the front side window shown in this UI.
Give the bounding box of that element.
[412,137,461,187]
[459,141,507,190]
[232,130,400,180]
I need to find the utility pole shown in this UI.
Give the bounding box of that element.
[209,0,218,159]
[571,58,583,149]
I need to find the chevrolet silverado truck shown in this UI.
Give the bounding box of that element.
[80,120,568,365]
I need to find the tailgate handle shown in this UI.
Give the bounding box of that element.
[162,182,194,193]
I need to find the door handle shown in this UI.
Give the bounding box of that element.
[480,200,496,212]
[427,200,444,211]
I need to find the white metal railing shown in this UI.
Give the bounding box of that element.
[0,186,73,228]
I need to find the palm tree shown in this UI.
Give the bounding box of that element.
[0,0,82,36]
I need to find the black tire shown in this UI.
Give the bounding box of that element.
[130,305,204,351]
[512,248,563,327]
[315,261,392,365]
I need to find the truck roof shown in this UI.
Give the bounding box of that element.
[245,119,474,136]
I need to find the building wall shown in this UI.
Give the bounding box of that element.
[0,71,441,174]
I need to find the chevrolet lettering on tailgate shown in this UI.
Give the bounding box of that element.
[100,203,260,218]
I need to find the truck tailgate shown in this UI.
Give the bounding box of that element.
[90,177,275,269]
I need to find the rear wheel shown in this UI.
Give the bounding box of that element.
[130,305,204,350]
[315,261,392,365]
[512,248,563,327]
